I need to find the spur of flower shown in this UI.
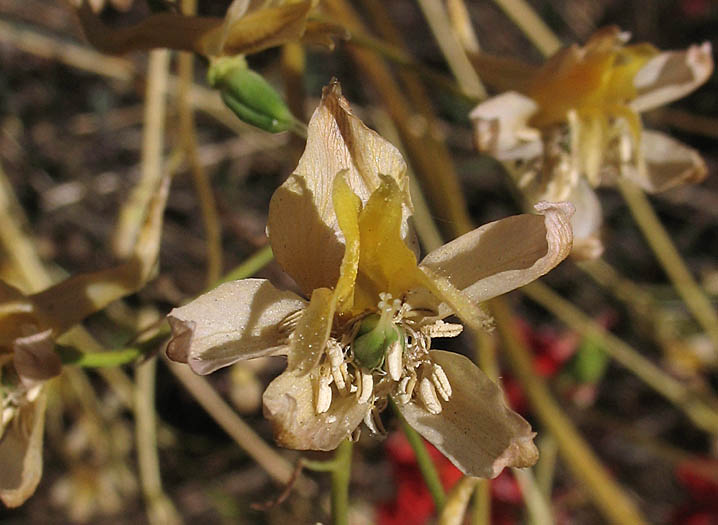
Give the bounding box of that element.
[167,81,574,478]
[470,27,712,259]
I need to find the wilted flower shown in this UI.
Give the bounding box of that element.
[75,0,339,57]
[471,27,713,259]
[0,175,169,507]
[167,81,574,478]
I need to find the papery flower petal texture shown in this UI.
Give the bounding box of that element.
[167,81,576,478]
[470,27,713,259]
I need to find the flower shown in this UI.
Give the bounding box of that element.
[470,27,713,259]
[75,0,339,57]
[0,174,169,507]
[167,81,575,478]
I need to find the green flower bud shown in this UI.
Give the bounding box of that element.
[352,313,402,370]
[208,57,295,133]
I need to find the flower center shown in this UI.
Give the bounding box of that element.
[312,293,463,434]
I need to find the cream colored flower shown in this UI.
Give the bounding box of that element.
[0,174,169,507]
[167,81,575,478]
[471,27,713,259]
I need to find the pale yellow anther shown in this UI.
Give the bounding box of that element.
[431,364,452,402]
[386,340,404,381]
[421,320,464,339]
[357,370,374,404]
[315,369,333,414]
[419,376,442,414]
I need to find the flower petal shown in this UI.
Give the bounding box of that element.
[631,42,713,113]
[394,351,538,478]
[286,287,334,376]
[262,369,369,451]
[566,177,604,260]
[0,392,46,507]
[469,92,541,161]
[267,81,412,296]
[166,279,306,375]
[623,130,707,193]
[13,330,62,388]
[419,202,574,305]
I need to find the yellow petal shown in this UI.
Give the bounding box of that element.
[268,81,412,296]
[353,175,425,312]
[332,172,361,314]
[287,287,335,376]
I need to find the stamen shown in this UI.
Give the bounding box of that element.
[397,374,417,405]
[364,406,387,436]
[419,377,442,415]
[327,341,347,391]
[386,340,403,381]
[421,320,464,339]
[431,364,452,401]
[315,368,333,414]
[356,370,373,404]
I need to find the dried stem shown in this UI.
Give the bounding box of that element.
[617,178,718,353]
[522,281,718,434]
[490,296,648,525]
[490,0,561,57]
[135,357,181,525]
[415,0,487,99]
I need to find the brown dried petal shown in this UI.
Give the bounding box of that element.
[419,202,574,305]
[166,279,306,375]
[263,369,369,451]
[394,351,538,478]
[0,393,46,507]
[12,330,62,388]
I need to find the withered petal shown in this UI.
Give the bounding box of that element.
[394,351,538,478]
[12,330,62,388]
[263,369,369,451]
[419,202,574,305]
[267,80,414,296]
[166,279,306,375]
[0,393,46,507]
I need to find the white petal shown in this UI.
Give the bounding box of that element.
[624,130,707,193]
[469,92,542,161]
[632,42,713,113]
[419,202,574,305]
[166,279,306,375]
[394,351,538,478]
[263,369,369,451]
[267,81,415,296]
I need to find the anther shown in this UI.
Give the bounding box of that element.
[356,370,374,404]
[431,364,452,401]
[421,320,464,339]
[386,340,403,381]
[315,369,333,414]
[419,377,442,415]
[397,374,417,405]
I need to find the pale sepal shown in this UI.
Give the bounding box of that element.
[262,368,369,450]
[394,351,538,478]
[0,392,46,507]
[632,42,713,113]
[566,178,604,260]
[267,81,414,297]
[418,202,574,305]
[166,279,306,375]
[624,130,707,193]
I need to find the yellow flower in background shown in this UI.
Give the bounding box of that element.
[0,175,169,507]
[471,27,713,259]
[167,81,575,478]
